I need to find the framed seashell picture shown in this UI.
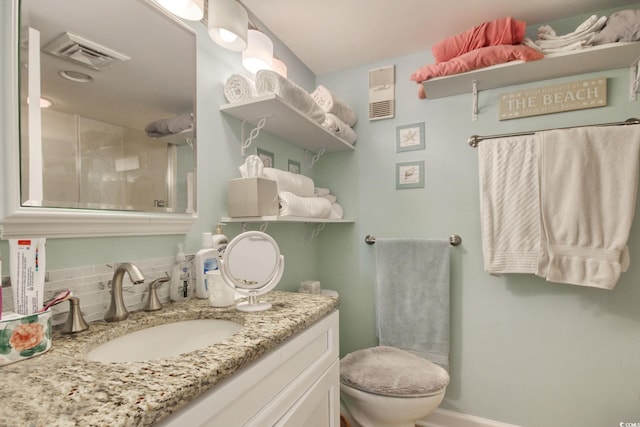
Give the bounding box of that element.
[396,160,424,189]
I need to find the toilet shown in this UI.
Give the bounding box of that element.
[340,346,449,427]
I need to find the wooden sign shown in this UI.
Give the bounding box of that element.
[499,77,607,120]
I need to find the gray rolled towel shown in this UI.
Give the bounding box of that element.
[592,9,640,45]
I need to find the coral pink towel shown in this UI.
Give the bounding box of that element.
[432,17,527,64]
[411,45,544,99]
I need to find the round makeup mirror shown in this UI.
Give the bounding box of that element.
[219,231,284,312]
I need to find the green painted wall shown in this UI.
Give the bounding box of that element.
[2,2,640,426]
[315,7,640,427]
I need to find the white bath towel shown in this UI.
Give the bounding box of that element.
[314,187,330,196]
[375,238,451,370]
[262,167,315,197]
[311,85,358,127]
[529,15,607,54]
[278,191,332,218]
[255,70,326,125]
[321,113,357,145]
[478,135,542,274]
[223,74,256,104]
[536,126,640,289]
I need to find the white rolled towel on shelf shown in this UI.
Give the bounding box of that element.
[322,113,357,145]
[263,167,315,197]
[330,203,344,219]
[311,85,358,127]
[255,70,326,125]
[314,187,330,196]
[224,74,257,103]
[278,191,333,218]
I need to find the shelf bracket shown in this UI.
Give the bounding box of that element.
[630,60,640,102]
[304,147,326,170]
[241,222,269,233]
[240,116,268,157]
[306,222,326,241]
[471,80,479,121]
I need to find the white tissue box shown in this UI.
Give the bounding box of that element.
[227,178,279,217]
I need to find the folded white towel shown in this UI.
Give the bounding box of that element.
[537,15,606,40]
[478,135,542,274]
[255,70,326,125]
[263,167,315,197]
[322,113,357,145]
[536,126,640,289]
[329,202,344,219]
[278,191,332,218]
[530,15,607,54]
[311,85,358,127]
[224,74,256,104]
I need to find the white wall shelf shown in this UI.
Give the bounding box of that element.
[222,216,354,224]
[422,42,640,99]
[220,94,355,154]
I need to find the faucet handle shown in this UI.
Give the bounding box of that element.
[62,296,89,334]
[144,277,169,312]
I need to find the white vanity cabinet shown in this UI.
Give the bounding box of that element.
[156,310,340,427]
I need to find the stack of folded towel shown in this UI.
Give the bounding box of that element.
[411,17,544,99]
[523,15,608,54]
[261,167,344,219]
[311,85,358,145]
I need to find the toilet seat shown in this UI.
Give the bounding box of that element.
[340,346,450,397]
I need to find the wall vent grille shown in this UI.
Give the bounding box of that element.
[369,65,395,121]
[43,32,130,71]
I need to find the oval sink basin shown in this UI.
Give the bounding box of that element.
[86,319,242,363]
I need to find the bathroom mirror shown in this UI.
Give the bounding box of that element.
[219,231,285,312]
[0,0,197,238]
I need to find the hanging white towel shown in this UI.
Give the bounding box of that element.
[536,126,640,289]
[478,135,542,274]
[375,238,450,370]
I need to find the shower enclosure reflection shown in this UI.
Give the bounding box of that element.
[20,0,197,213]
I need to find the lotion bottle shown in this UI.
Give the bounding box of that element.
[211,223,228,262]
[194,232,217,299]
[169,243,193,302]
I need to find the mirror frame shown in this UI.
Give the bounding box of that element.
[0,0,197,238]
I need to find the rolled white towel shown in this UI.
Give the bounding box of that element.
[263,167,315,197]
[224,74,256,103]
[314,187,330,196]
[278,191,333,218]
[311,85,357,127]
[323,194,337,204]
[329,203,344,219]
[255,70,326,125]
[322,113,357,145]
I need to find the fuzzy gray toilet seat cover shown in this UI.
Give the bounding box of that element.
[340,346,450,397]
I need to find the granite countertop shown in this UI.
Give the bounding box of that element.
[0,291,339,427]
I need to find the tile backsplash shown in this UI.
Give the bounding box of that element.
[1,256,194,326]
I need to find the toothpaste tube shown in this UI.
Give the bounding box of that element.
[9,238,46,315]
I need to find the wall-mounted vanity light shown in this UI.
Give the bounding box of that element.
[242,29,273,74]
[208,0,248,51]
[155,0,204,21]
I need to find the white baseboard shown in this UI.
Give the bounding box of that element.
[418,408,521,427]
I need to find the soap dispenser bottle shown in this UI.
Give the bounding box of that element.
[194,232,217,299]
[212,223,228,261]
[170,243,193,302]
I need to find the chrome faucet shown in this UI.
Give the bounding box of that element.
[104,263,145,322]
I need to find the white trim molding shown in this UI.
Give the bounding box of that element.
[419,408,522,427]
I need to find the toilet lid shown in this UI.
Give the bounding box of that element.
[340,346,450,397]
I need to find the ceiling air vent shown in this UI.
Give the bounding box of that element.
[43,32,130,71]
[368,65,395,121]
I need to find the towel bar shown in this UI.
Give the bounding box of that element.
[365,234,462,246]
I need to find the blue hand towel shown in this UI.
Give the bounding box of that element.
[375,238,450,370]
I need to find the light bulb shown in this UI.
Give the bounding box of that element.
[219,28,238,43]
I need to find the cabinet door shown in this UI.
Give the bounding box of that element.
[275,360,340,427]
